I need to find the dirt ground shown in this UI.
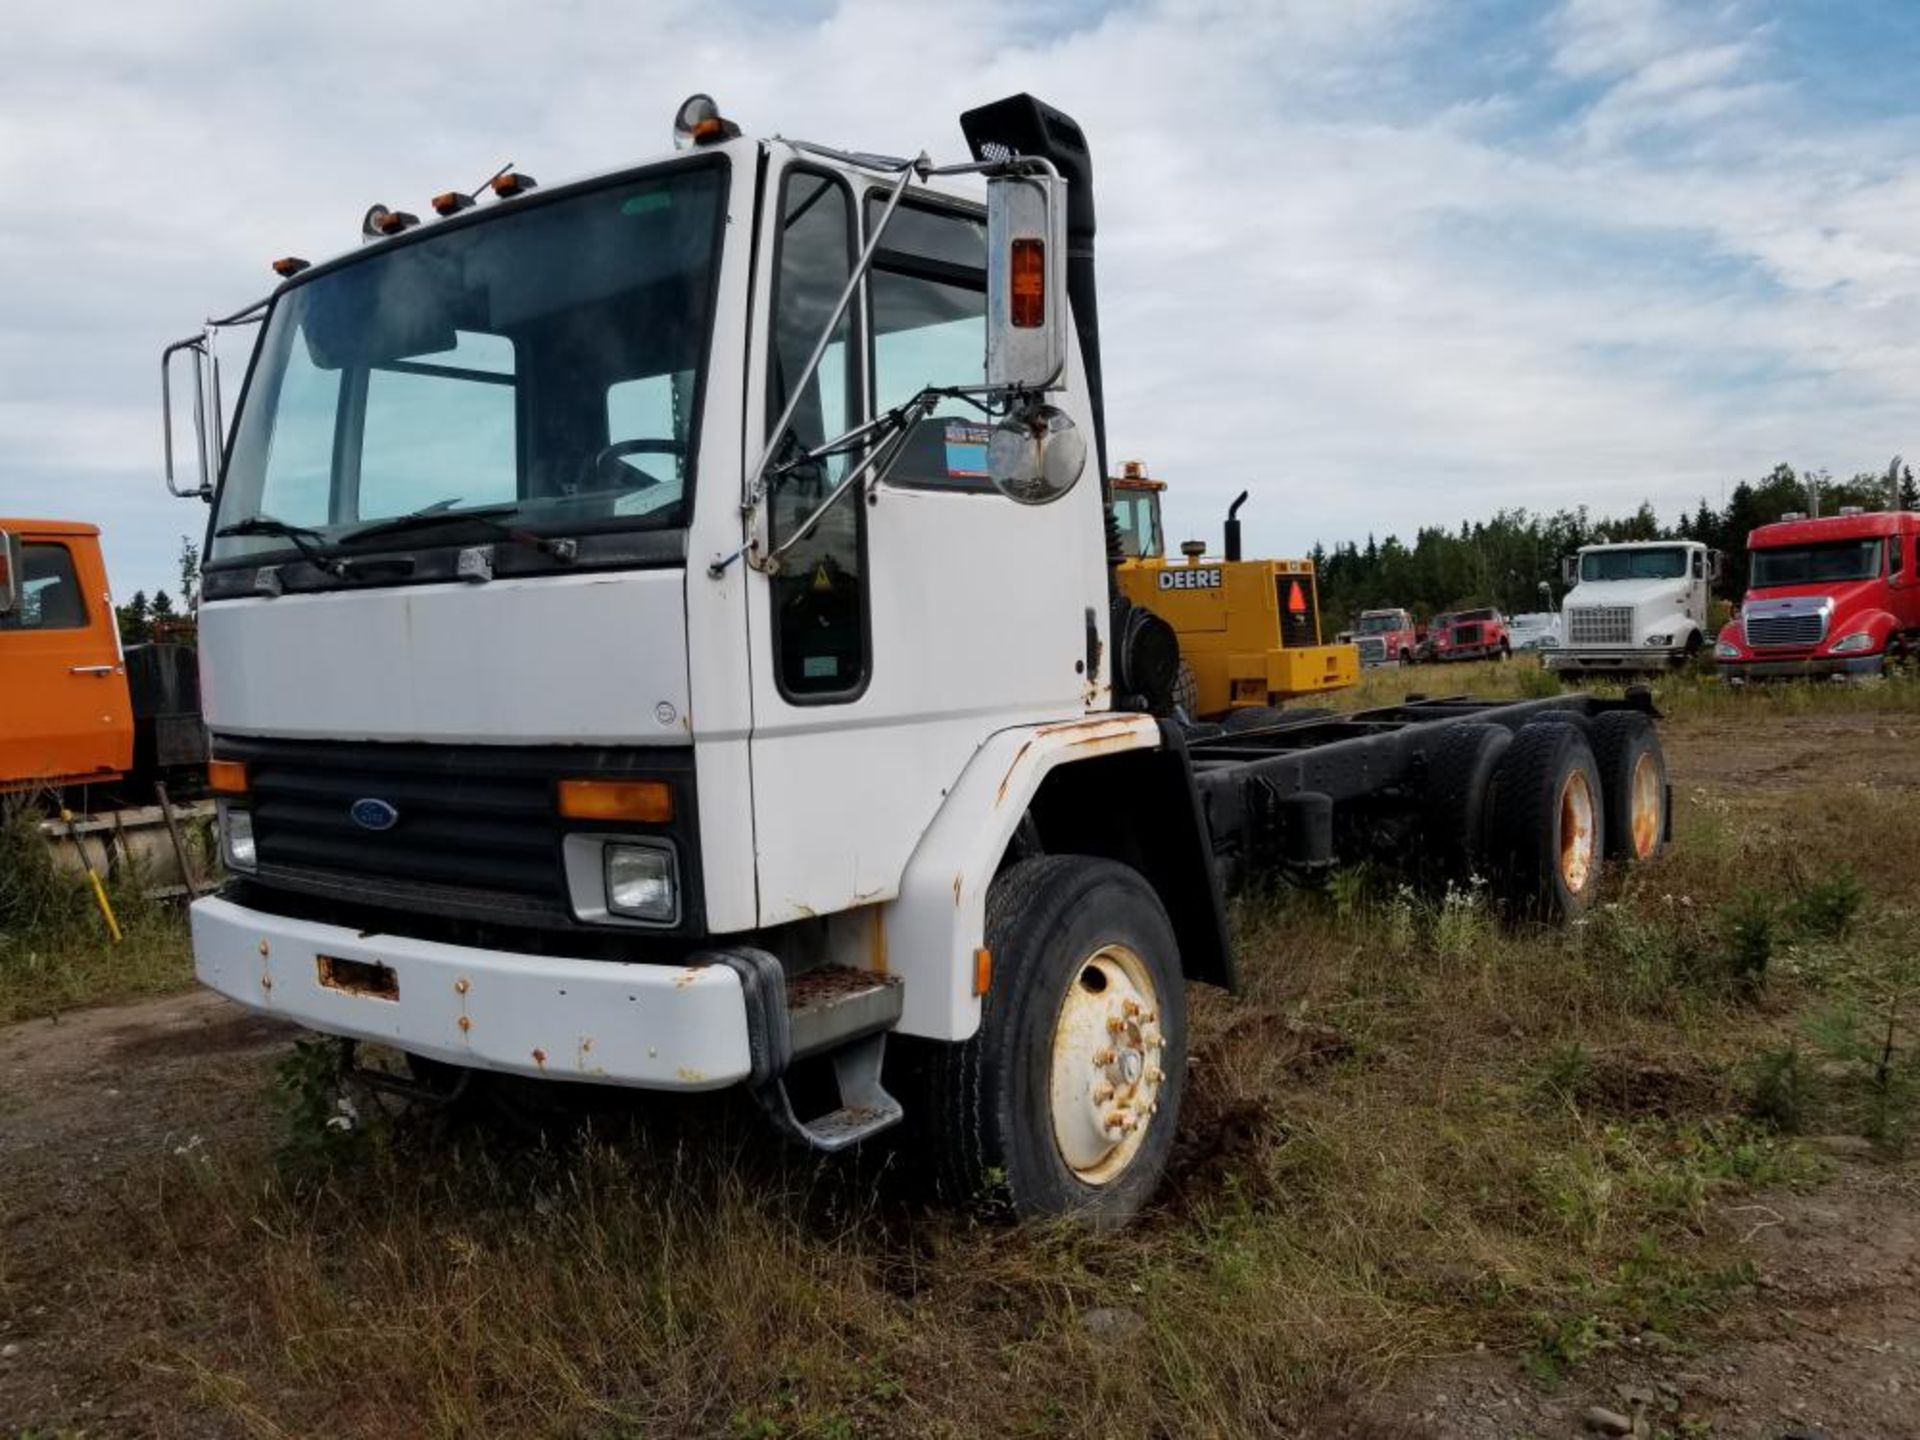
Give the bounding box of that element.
[3,712,1919,1438]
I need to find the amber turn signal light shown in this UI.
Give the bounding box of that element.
[1009,238,1045,328]
[972,946,994,996]
[208,759,250,795]
[557,779,673,824]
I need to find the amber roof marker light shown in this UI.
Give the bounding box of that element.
[673,94,741,150]
[270,256,310,277]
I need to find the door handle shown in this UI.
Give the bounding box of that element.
[70,665,119,676]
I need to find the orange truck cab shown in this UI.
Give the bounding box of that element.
[0,520,134,793]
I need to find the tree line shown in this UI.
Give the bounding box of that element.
[1309,462,1918,628]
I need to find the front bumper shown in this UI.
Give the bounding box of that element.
[1432,644,1502,662]
[1717,653,1884,681]
[191,895,754,1089]
[1543,647,1685,674]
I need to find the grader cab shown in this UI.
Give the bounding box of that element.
[1108,463,1358,721]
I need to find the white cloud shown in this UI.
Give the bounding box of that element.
[1,0,1918,599]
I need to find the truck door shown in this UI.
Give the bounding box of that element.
[743,159,1101,924]
[0,530,132,790]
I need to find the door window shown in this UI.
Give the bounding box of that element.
[767,169,863,700]
[866,197,990,491]
[0,543,87,631]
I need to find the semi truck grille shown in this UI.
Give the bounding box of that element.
[213,737,698,932]
[1356,636,1388,664]
[1277,574,1320,649]
[1451,623,1483,648]
[1568,606,1633,647]
[1745,612,1827,648]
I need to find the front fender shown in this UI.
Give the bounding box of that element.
[882,714,1162,1042]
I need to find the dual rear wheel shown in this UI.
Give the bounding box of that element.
[1426,710,1668,920]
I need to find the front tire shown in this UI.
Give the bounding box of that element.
[919,855,1187,1226]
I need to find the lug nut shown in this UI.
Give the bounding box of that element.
[1123,997,1142,1017]
[1092,1047,1115,1066]
[1092,1082,1115,1103]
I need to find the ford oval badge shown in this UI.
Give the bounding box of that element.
[350,797,400,832]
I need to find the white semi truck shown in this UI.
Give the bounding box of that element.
[160,94,1674,1223]
[1544,540,1720,677]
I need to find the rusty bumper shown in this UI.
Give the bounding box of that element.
[191,895,755,1089]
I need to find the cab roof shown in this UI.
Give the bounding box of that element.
[1750,510,1916,548]
[1,518,100,538]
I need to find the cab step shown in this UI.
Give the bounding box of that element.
[709,952,906,1152]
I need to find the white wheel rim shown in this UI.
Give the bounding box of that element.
[1049,943,1165,1185]
[1559,769,1597,893]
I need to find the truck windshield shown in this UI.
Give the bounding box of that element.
[1750,538,1884,588]
[212,161,727,566]
[1579,547,1686,582]
[1356,613,1402,634]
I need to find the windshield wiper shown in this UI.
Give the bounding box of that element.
[215,515,348,576]
[341,501,576,561]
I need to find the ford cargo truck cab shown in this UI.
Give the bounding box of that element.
[1715,509,1919,679]
[1545,540,1717,676]
[161,93,1676,1224]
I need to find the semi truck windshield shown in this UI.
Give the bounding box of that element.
[212,161,727,567]
[1580,547,1686,582]
[1750,538,1883,588]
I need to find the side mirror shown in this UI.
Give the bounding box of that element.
[162,331,218,501]
[987,401,1086,505]
[0,532,20,618]
[1560,556,1577,586]
[1709,550,1724,580]
[985,169,1069,393]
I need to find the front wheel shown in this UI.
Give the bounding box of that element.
[915,855,1188,1226]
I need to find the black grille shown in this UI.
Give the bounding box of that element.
[216,737,700,932]
[1277,572,1320,649]
[1452,623,1483,647]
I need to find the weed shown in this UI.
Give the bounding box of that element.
[1787,869,1865,940]
[1745,1045,1814,1133]
[1718,889,1774,994]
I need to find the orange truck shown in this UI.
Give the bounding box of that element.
[0,519,135,795]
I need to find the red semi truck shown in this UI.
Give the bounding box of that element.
[1715,509,1920,679]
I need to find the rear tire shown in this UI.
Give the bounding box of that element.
[915,855,1187,1227]
[1483,722,1605,922]
[1421,722,1512,882]
[1587,711,1669,862]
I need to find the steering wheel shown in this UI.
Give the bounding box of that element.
[581,438,683,494]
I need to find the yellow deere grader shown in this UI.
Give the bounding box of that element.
[1108,463,1358,724]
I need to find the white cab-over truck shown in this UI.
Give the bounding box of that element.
[162,94,1675,1223]
[1544,540,1719,677]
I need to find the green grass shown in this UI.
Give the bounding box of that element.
[0,801,194,1022]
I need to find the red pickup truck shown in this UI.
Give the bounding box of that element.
[1715,509,1920,679]
[1426,607,1511,663]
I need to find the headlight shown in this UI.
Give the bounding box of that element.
[605,843,678,922]
[1829,631,1877,655]
[1714,640,1741,659]
[219,803,257,873]
[1645,633,1673,647]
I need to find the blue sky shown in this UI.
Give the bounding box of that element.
[2,0,1918,598]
